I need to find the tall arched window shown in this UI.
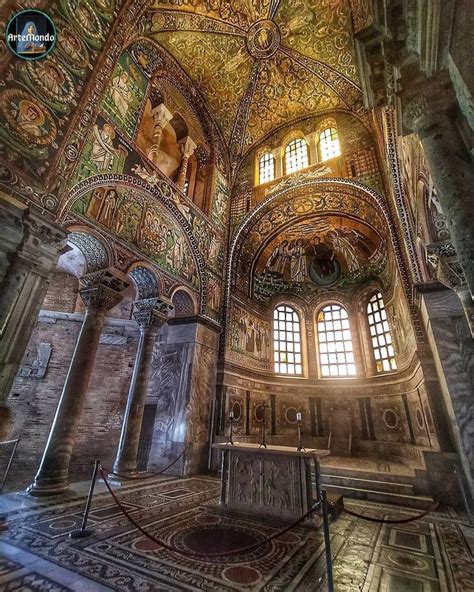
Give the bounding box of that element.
[259,152,275,184]
[367,293,397,372]
[273,305,302,375]
[284,138,309,174]
[317,304,356,377]
[319,127,341,161]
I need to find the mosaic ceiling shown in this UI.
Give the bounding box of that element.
[144,0,362,160]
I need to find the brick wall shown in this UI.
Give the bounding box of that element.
[1,311,138,491]
[42,272,79,313]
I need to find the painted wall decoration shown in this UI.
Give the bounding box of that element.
[72,186,199,287]
[101,51,148,138]
[229,305,271,365]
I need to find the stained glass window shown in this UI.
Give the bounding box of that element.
[274,305,302,375]
[319,127,341,161]
[284,138,309,174]
[367,293,397,372]
[317,304,356,377]
[259,152,275,184]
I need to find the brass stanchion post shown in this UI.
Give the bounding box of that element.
[322,489,334,592]
[69,459,100,539]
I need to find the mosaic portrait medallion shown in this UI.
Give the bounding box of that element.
[1,89,57,146]
[246,20,280,60]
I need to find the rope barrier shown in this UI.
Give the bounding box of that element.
[334,473,457,525]
[99,466,321,561]
[101,444,190,481]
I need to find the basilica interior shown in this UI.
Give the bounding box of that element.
[0,0,473,590]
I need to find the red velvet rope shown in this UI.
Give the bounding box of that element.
[99,466,321,560]
[101,444,190,481]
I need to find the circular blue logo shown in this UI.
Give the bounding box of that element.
[6,10,56,60]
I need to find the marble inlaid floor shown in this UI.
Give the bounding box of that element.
[0,475,472,591]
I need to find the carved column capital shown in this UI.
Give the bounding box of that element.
[402,73,456,133]
[79,268,129,312]
[133,297,174,330]
[179,136,197,159]
[151,103,173,129]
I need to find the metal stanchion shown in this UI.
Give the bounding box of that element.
[321,489,334,592]
[69,460,100,539]
[0,438,20,492]
[453,465,473,524]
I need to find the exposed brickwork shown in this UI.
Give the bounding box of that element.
[1,312,138,491]
[42,272,79,314]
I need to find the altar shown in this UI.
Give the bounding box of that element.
[213,443,330,522]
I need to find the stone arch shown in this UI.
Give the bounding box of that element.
[226,178,411,316]
[60,174,207,314]
[171,287,198,318]
[127,263,162,300]
[66,228,111,274]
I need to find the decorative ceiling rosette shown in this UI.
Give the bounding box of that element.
[141,0,362,162]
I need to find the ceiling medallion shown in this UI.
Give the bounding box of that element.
[246,20,280,60]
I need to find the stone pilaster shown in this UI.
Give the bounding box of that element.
[0,194,67,406]
[147,103,173,163]
[402,75,474,298]
[28,269,129,496]
[176,136,197,190]
[113,297,173,475]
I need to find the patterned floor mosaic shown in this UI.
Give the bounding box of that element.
[0,475,472,591]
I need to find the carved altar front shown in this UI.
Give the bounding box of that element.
[213,443,330,522]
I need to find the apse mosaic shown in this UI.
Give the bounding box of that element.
[253,216,386,301]
[72,186,199,287]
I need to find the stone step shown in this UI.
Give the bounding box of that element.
[320,464,416,484]
[321,473,415,495]
[322,484,434,510]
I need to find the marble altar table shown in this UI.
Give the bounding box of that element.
[213,443,330,522]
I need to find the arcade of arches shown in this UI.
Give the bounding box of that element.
[0,1,473,590]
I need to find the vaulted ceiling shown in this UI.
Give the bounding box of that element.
[143,0,362,161]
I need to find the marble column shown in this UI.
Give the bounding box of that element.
[0,194,67,405]
[113,297,173,475]
[176,136,197,190]
[28,269,129,496]
[147,103,173,163]
[403,78,474,297]
[271,147,283,179]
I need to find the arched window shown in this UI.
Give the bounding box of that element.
[367,293,397,372]
[284,138,309,174]
[317,304,356,377]
[319,127,341,161]
[273,305,302,375]
[259,152,275,184]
